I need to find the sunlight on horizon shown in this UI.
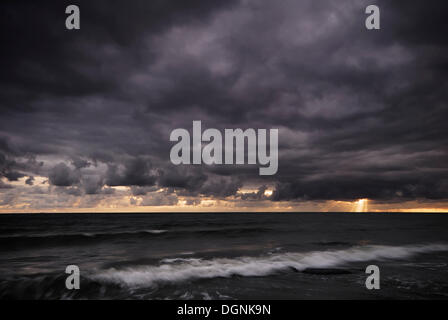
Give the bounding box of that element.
[352,199,368,212]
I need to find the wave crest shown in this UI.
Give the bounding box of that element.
[91,243,448,288]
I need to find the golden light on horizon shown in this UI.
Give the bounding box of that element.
[353,198,368,212]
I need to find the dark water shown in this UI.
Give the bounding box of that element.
[1,213,448,300]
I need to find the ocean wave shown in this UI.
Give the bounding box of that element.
[91,243,448,288]
[0,229,168,239]
[0,230,170,249]
[0,226,271,249]
[0,226,269,241]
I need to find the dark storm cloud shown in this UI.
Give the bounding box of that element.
[272,173,448,202]
[71,158,91,169]
[130,186,159,196]
[82,176,105,195]
[240,185,269,201]
[48,163,80,187]
[105,157,157,187]
[3,171,25,182]
[158,166,208,191]
[0,149,40,182]
[25,176,34,186]
[0,0,447,205]
[0,0,237,104]
[197,176,242,198]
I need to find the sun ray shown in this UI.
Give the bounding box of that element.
[353,199,368,212]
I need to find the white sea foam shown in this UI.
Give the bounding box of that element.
[145,229,168,234]
[91,243,448,288]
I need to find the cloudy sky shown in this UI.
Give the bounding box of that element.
[1,0,447,212]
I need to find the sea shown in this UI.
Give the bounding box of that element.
[0,212,447,299]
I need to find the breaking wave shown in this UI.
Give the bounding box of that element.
[91,243,448,288]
